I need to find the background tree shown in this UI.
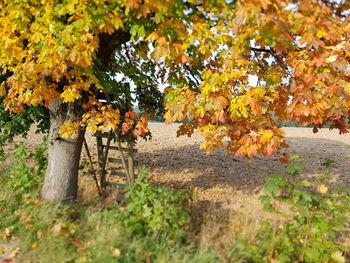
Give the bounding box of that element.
[0,0,349,201]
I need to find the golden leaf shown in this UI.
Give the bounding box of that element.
[0,84,5,97]
[59,121,80,138]
[316,184,328,194]
[326,55,338,63]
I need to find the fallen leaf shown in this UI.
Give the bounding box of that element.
[51,224,62,233]
[31,242,38,249]
[8,247,20,259]
[331,251,345,263]
[111,248,121,257]
[316,184,328,194]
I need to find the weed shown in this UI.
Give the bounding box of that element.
[1,143,41,193]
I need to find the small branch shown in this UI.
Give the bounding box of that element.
[127,140,135,183]
[250,46,290,72]
[184,64,201,86]
[250,47,272,53]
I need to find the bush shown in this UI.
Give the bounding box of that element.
[230,155,349,263]
[1,142,47,193]
[0,150,218,263]
[120,167,191,239]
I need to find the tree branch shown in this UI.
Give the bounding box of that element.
[96,30,131,69]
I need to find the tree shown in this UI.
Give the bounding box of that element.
[0,0,349,201]
[163,0,350,160]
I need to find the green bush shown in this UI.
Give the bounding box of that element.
[1,142,47,193]
[120,167,191,239]
[231,155,349,263]
[4,141,349,263]
[0,149,218,263]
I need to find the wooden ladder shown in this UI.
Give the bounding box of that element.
[93,131,138,191]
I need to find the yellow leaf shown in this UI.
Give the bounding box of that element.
[111,248,121,257]
[331,251,345,263]
[316,184,328,194]
[0,83,5,97]
[61,87,81,102]
[59,121,80,138]
[326,55,338,63]
[146,31,160,42]
[260,130,273,142]
[31,242,38,249]
[254,87,265,98]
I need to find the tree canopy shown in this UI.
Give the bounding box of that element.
[0,0,350,161]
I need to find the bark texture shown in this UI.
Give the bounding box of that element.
[41,98,85,202]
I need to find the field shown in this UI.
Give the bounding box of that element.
[3,123,350,210]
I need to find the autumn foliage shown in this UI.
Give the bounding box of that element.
[0,0,350,160]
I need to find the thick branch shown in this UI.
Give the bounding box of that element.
[96,30,131,69]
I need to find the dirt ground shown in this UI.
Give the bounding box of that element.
[2,123,350,212]
[137,124,350,210]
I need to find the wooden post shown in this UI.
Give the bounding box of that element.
[100,131,113,190]
[127,140,135,183]
[83,138,102,196]
[96,135,104,176]
[115,133,132,183]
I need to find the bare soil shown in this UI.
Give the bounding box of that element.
[2,123,350,212]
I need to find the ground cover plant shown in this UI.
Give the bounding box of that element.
[0,144,218,263]
[230,155,350,263]
[1,144,349,262]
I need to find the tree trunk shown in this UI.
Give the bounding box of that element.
[41,98,85,202]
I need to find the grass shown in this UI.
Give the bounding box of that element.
[0,177,220,263]
[0,143,349,263]
[0,144,220,263]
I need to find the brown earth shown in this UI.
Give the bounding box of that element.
[136,124,350,210]
[2,123,350,212]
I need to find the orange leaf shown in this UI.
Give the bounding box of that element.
[278,157,290,164]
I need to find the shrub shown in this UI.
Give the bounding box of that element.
[1,142,47,193]
[230,155,349,263]
[119,167,191,239]
[0,152,217,263]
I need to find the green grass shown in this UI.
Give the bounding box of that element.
[1,144,349,263]
[0,144,218,263]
